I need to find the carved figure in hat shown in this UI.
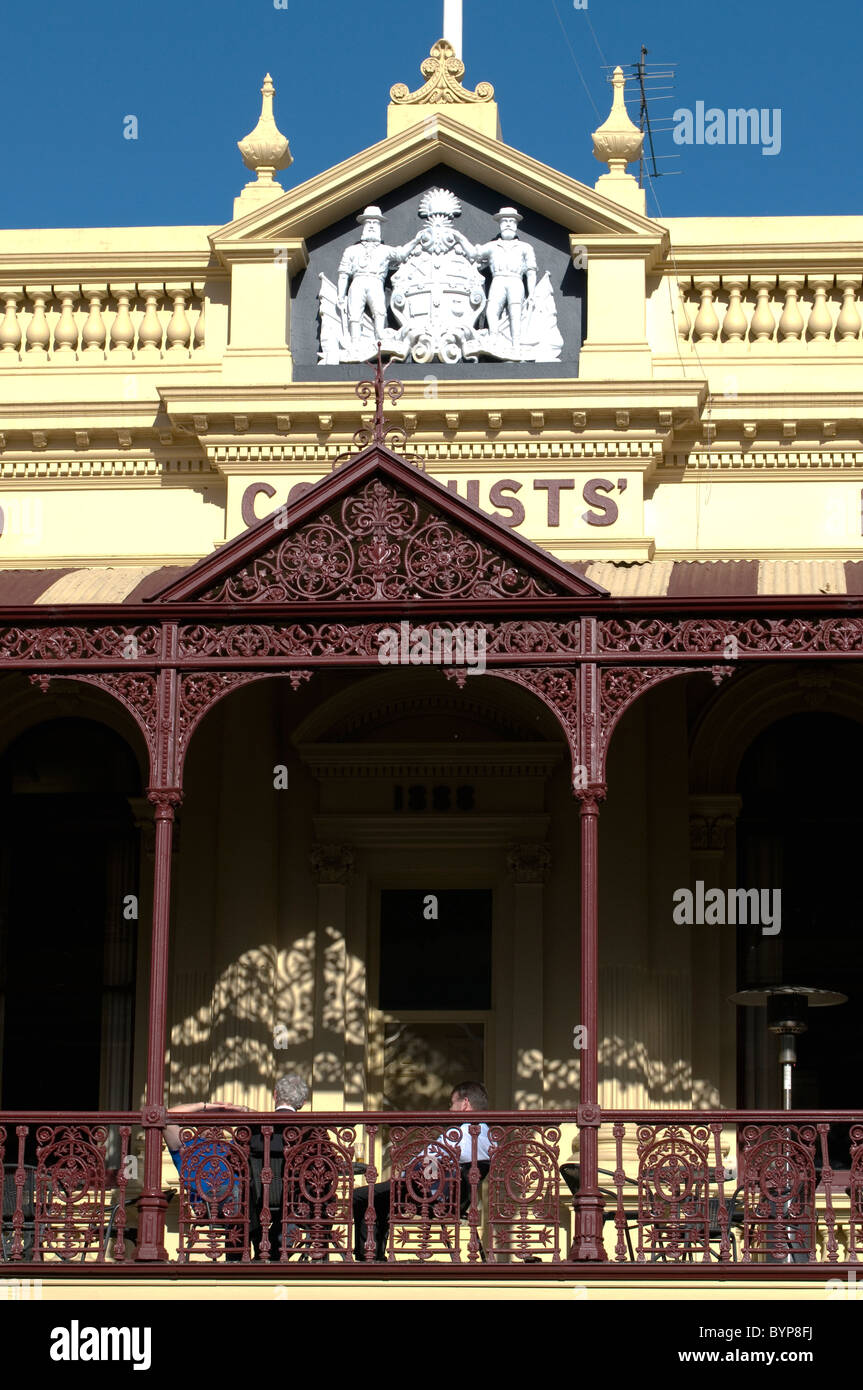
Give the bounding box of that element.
[337,206,420,351]
[462,207,537,355]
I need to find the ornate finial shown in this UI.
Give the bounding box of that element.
[334,347,424,468]
[390,39,494,108]
[591,66,643,173]
[237,73,292,187]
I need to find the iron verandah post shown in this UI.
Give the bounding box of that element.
[136,647,182,1261]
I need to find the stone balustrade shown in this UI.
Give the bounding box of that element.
[0,282,207,362]
[676,273,863,347]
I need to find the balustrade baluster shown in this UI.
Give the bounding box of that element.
[258,1125,273,1261]
[136,283,164,357]
[52,286,79,358]
[11,1124,28,1261]
[778,276,805,342]
[0,289,23,358]
[612,1120,628,1262]
[109,284,136,356]
[363,1123,378,1262]
[25,285,51,357]
[836,276,862,340]
[721,277,748,342]
[81,286,107,356]
[693,277,720,342]
[165,284,191,355]
[193,284,206,350]
[818,1123,837,1263]
[749,276,776,342]
[112,1125,131,1262]
[676,279,693,340]
[711,1123,731,1262]
[806,276,835,341]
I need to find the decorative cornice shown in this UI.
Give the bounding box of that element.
[312,814,550,850]
[297,743,563,779]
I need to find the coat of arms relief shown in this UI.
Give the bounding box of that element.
[318,188,563,365]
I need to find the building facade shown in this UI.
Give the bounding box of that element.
[1,40,861,1288]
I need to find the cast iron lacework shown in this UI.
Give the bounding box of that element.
[198,478,560,603]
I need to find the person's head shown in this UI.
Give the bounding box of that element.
[450,1081,489,1113]
[498,216,519,240]
[274,1074,309,1111]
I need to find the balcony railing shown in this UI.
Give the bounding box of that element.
[1,1109,861,1272]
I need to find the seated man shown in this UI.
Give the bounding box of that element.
[249,1073,310,1261]
[353,1081,491,1262]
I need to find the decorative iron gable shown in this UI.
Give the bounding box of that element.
[200,476,560,603]
[150,446,607,604]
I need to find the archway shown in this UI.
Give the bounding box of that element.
[736,711,863,1136]
[0,717,142,1111]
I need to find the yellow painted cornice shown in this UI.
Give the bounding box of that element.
[210,115,668,259]
[666,244,863,277]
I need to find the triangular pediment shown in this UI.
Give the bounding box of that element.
[149,444,607,605]
[211,115,668,259]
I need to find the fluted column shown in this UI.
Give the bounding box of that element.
[572,790,605,1260]
[309,844,354,1110]
[688,795,741,1114]
[135,789,182,1262]
[507,844,550,1108]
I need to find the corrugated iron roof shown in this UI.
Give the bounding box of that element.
[0,558,858,604]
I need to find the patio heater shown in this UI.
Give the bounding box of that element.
[729,984,847,1109]
[729,984,846,1264]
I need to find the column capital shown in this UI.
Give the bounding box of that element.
[688,793,742,851]
[507,843,551,884]
[310,843,355,884]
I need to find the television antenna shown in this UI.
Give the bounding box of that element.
[604,47,681,186]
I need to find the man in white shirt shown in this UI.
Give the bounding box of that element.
[353,1081,491,1261]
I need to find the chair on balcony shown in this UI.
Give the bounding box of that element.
[3,1161,121,1263]
[739,1124,817,1264]
[175,1132,250,1263]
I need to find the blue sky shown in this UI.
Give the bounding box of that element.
[0,0,857,228]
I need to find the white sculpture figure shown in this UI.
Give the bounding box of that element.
[317,189,563,365]
[330,207,419,361]
[461,208,536,357]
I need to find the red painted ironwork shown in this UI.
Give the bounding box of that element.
[739,1122,819,1264]
[2,441,863,1282]
[278,1124,356,1262]
[2,1111,862,1271]
[175,1124,252,1264]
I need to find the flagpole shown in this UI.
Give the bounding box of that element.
[443,0,462,58]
